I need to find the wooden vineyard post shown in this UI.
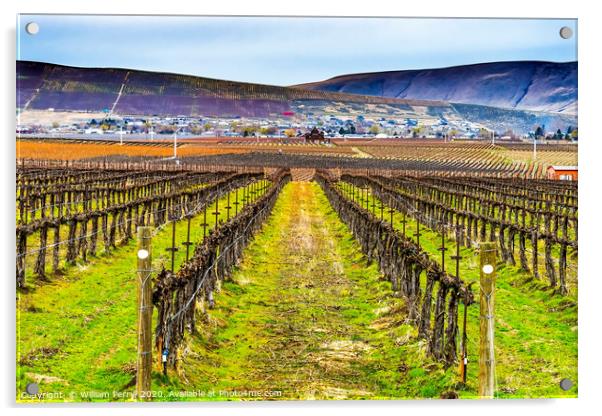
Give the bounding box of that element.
[202,204,208,239]
[136,226,153,401]
[371,190,376,216]
[415,217,421,248]
[401,211,406,237]
[439,228,446,271]
[234,187,239,216]
[214,191,221,228]
[167,221,178,273]
[226,192,231,221]
[478,241,497,398]
[452,227,468,385]
[183,216,193,262]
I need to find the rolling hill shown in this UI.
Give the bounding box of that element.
[17,61,445,118]
[294,61,577,115]
[16,61,576,134]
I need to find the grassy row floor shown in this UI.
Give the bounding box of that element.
[16,181,269,402]
[151,181,462,400]
[336,182,578,398]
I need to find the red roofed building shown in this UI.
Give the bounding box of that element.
[547,165,578,181]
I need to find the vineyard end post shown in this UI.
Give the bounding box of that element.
[478,241,497,399]
[136,226,153,401]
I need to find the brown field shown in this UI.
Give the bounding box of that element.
[350,141,577,176]
[16,139,577,179]
[16,139,357,160]
[16,140,248,160]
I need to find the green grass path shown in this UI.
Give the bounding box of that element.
[160,181,459,400]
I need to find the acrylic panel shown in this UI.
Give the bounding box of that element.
[16,15,578,402]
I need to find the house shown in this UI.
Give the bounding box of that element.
[547,165,578,181]
[84,128,104,135]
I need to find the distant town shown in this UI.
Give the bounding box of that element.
[16,112,578,142]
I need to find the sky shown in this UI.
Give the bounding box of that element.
[17,15,577,86]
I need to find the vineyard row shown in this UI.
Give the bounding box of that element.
[316,173,474,365]
[15,170,264,288]
[340,175,577,295]
[152,170,291,366]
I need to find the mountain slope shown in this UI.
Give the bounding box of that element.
[16,61,445,118]
[294,61,577,115]
[16,61,577,135]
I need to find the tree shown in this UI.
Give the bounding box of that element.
[266,126,277,135]
[479,128,494,140]
[554,129,563,140]
[229,121,240,132]
[369,125,380,135]
[284,128,296,138]
[242,126,257,137]
[411,126,423,138]
[189,125,203,134]
[534,125,545,139]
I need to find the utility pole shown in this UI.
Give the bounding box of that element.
[136,227,153,401]
[533,137,537,160]
[173,130,178,159]
[478,242,497,399]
